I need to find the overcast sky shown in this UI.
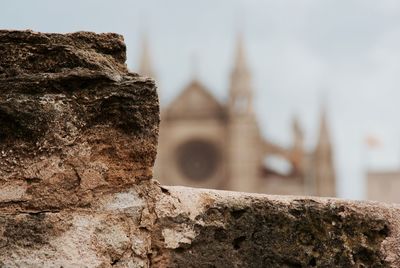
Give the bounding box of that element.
[2,0,400,200]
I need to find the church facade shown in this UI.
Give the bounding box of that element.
[137,35,336,197]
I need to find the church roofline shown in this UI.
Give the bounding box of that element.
[169,78,224,109]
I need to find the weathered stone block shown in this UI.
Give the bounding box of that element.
[0,30,159,211]
[151,187,400,267]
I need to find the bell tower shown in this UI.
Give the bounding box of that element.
[227,33,262,192]
[312,107,336,197]
[228,33,253,115]
[291,115,305,175]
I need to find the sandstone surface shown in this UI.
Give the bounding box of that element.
[152,187,400,267]
[0,30,159,211]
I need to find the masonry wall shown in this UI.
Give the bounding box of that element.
[0,30,399,268]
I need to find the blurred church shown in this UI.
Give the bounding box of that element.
[135,34,337,197]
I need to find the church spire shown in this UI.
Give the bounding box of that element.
[291,115,304,174]
[233,32,248,73]
[292,115,304,153]
[312,104,336,197]
[138,33,155,78]
[316,106,331,150]
[228,32,253,115]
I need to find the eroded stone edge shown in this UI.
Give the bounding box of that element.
[149,186,400,267]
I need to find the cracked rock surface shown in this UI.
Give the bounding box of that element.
[1,30,400,267]
[151,187,400,267]
[0,30,160,267]
[0,30,159,211]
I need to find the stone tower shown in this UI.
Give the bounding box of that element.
[291,115,305,176]
[312,107,336,196]
[227,34,262,192]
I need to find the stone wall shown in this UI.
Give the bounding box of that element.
[0,30,399,267]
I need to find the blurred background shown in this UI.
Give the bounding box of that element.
[2,0,400,202]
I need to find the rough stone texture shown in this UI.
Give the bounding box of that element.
[151,187,400,268]
[1,30,400,267]
[0,30,160,267]
[0,178,162,267]
[0,30,159,211]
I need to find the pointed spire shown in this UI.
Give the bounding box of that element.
[313,102,336,197]
[316,105,331,149]
[292,114,304,151]
[292,115,303,140]
[138,32,155,78]
[229,32,253,115]
[316,88,331,145]
[233,32,248,73]
[291,114,304,174]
